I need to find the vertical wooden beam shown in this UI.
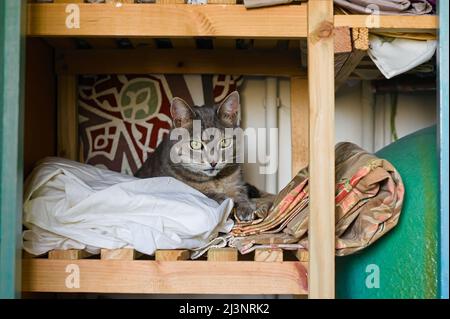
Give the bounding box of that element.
[57,75,78,160]
[0,0,26,299]
[290,76,309,175]
[307,0,335,299]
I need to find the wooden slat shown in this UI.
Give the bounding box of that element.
[213,39,236,49]
[207,248,238,261]
[155,250,190,261]
[352,27,369,51]
[48,250,91,260]
[254,249,283,262]
[335,14,438,32]
[57,74,78,160]
[27,3,308,38]
[100,248,136,260]
[56,48,305,76]
[334,27,352,54]
[155,0,185,3]
[83,37,118,49]
[295,249,309,262]
[22,259,308,294]
[290,76,309,176]
[307,0,335,299]
[170,38,196,48]
[335,50,366,89]
[208,0,237,4]
[253,39,279,49]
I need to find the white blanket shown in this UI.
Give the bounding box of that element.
[22,158,234,256]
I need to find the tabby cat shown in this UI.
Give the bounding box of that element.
[135,91,265,221]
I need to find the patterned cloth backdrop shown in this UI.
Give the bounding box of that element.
[78,74,243,175]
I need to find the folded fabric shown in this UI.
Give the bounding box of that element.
[22,157,234,256]
[334,0,433,15]
[368,34,437,79]
[231,142,404,256]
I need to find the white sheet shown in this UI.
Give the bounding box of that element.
[368,34,437,79]
[22,157,234,256]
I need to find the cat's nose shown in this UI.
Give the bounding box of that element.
[210,162,217,168]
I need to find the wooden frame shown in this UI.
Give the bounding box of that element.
[16,0,441,299]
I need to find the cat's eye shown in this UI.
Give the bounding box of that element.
[220,138,232,148]
[190,140,203,150]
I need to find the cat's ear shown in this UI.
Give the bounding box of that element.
[217,91,240,127]
[170,97,194,128]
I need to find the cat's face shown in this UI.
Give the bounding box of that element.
[169,91,241,178]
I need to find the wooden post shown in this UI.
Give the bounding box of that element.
[57,74,78,160]
[307,0,335,299]
[290,76,309,176]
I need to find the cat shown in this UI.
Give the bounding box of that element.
[135,91,270,221]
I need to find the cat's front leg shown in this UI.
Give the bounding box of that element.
[234,196,257,222]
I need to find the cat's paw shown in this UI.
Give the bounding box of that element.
[235,205,256,222]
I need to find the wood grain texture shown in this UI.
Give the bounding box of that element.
[335,49,366,89]
[100,249,136,260]
[155,250,190,261]
[254,249,283,262]
[55,48,305,76]
[57,74,78,160]
[334,14,438,32]
[307,0,335,299]
[22,259,308,294]
[207,248,238,261]
[24,38,57,177]
[290,76,309,176]
[48,250,91,260]
[27,3,308,38]
[334,27,351,54]
[295,249,309,262]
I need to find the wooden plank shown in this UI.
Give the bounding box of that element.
[307,0,335,299]
[83,37,118,49]
[335,14,438,32]
[22,259,308,294]
[352,27,369,51]
[253,39,278,49]
[155,0,185,3]
[295,249,309,262]
[100,248,136,260]
[207,248,238,261]
[213,39,236,49]
[254,249,283,262]
[155,250,190,261]
[57,74,78,160]
[56,48,305,76]
[27,3,308,38]
[49,250,91,260]
[290,76,309,175]
[170,38,196,48]
[335,49,366,89]
[334,26,351,54]
[24,38,57,177]
[208,0,237,4]
[0,0,25,299]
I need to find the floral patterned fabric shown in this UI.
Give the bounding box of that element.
[78,74,243,174]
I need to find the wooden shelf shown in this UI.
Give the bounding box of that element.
[335,14,438,32]
[22,248,309,295]
[27,3,308,38]
[27,3,438,39]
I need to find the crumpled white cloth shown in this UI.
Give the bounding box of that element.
[22,157,234,256]
[368,34,437,79]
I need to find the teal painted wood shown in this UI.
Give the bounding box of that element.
[438,0,449,300]
[0,0,25,299]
